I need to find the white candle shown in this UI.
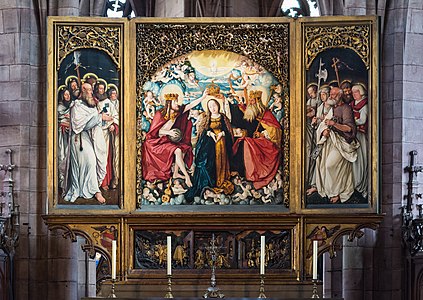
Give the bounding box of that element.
[260,235,265,275]
[167,236,172,275]
[111,240,117,280]
[312,240,318,280]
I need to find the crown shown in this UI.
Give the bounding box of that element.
[164,93,179,101]
[206,82,220,96]
[249,90,262,99]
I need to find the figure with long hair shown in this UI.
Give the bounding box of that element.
[186,99,234,201]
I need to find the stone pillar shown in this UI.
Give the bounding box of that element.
[323,250,343,298]
[0,0,48,299]
[77,237,97,299]
[342,236,364,300]
[47,232,79,300]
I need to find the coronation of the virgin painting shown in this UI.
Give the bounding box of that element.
[139,50,287,207]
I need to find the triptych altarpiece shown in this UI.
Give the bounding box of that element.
[45,16,382,285]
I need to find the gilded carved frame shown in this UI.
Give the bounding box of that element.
[45,16,381,286]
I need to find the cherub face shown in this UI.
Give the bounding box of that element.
[146,91,154,99]
[190,110,200,117]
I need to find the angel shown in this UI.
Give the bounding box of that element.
[232,182,253,202]
[306,225,341,259]
[171,178,188,195]
[143,90,161,120]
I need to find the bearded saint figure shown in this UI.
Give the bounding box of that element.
[63,83,113,204]
[225,90,282,189]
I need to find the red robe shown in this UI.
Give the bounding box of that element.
[350,97,368,134]
[142,106,193,182]
[232,108,281,189]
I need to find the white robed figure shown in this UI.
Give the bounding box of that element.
[314,108,360,203]
[63,83,111,203]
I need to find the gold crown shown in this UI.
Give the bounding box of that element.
[249,90,262,99]
[206,82,220,96]
[164,93,179,101]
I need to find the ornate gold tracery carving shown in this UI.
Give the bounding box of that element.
[56,24,122,70]
[304,24,370,70]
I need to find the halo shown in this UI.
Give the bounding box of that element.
[328,80,339,88]
[340,79,352,86]
[82,73,98,84]
[354,82,368,92]
[96,78,108,91]
[159,84,184,105]
[319,84,330,93]
[307,82,318,90]
[108,83,119,95]
[57,84,68,94]
[65,75,78,86]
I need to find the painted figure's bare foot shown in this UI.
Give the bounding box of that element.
[306,187,317,195]
[173,171,185,179]
[95,192,106,204]
[184,175,193,187]
[330,195,340,204]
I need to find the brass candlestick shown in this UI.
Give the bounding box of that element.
[311,279,319,298]
[107,279,117,298]
[258,275,267,298]
[164,274,174,298]
[203,234,224,298]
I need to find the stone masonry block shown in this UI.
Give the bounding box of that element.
[0,0,31,9]
[10,64,30,82]
[0,125,21,147]
[0,65,9,81]
[47,281,77,300]
[381,118,394,144]
[0,33,15,64]
[409,0,423,9]
[29,33,41,65]
[409,9,423,33]
[404,117,423,142]
[0,81,22,100]
[0,10,4,33]
[381,142,393,164]
[404,33,423,65]
[2,9,19,33]
[58,7,80,16]
[19,8,31,33]
[15,32,30,64]
[381,100,393,120]
[403,99,423,119]
[0,100,29,126]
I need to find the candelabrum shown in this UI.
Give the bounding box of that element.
[402,150,423,256]
[203,234,225,299]
[0,149,19,300]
